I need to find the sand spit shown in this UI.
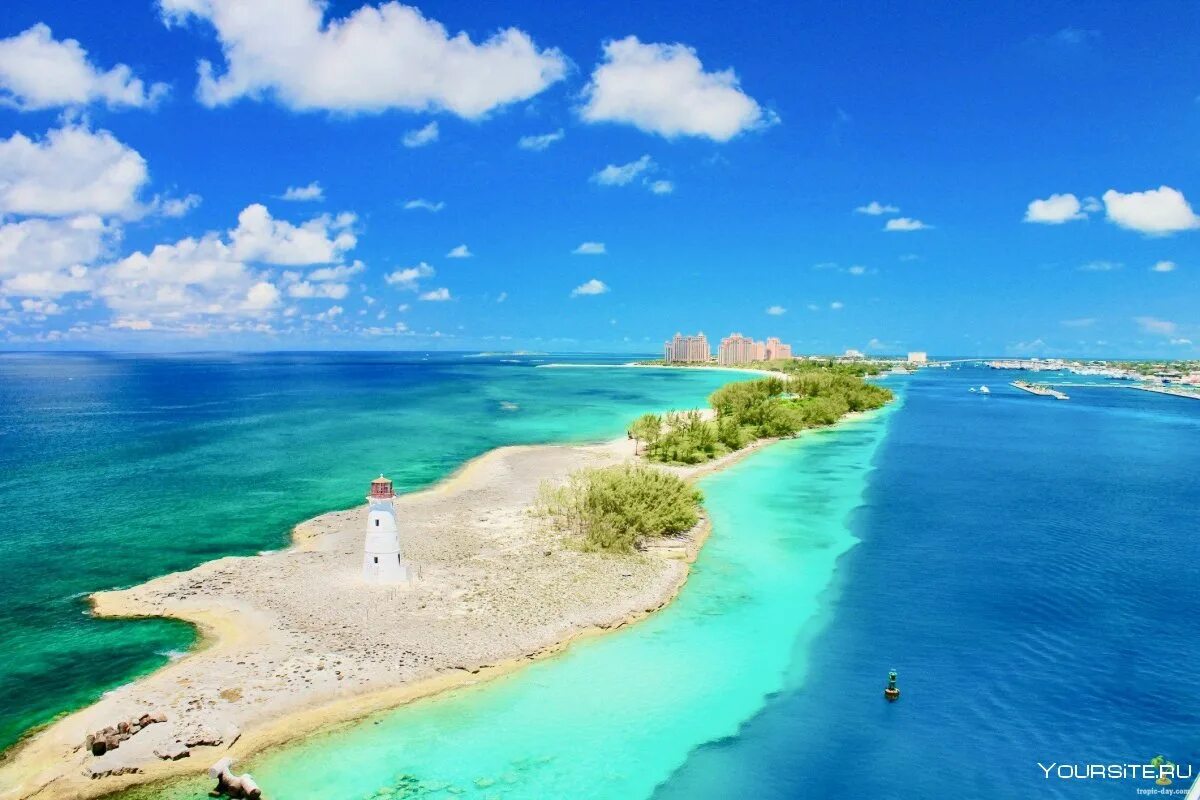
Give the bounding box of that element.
[0,435,732,800]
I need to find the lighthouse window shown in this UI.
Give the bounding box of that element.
[374,519,379,527]
[373,557,378,564]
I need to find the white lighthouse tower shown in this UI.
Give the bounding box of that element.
[362,475,415,584]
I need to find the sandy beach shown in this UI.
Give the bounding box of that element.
[0,429,752,800]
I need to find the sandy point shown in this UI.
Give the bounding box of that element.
[0,431,725,800]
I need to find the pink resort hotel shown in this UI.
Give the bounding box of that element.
[663,332,794,365]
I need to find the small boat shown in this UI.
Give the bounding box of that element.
[968,387,976,393]
[979,385,990,394]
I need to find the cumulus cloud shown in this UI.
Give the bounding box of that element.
[884,217,929,232]
[160,0,567,117]
[0,215,114,297]
[647,179,674,195]
[765,305,786,315]
[281,181,324,202]
[518,129,564,151]
[1151,260,1177,273]
[571,278,609,297]
[0,24,168,110]
[830,300,844,310]
[847,265,867,276]
[1103,186,1200,234]
[579,36,772,141]
[0,124,149,217]
[572,241,606,255]
[403,198,444,212]
[402,121,439,148]
[446,244,471,258]
[855,201,898,216]
[419,287,451,301]
[1024,193,1086,224]
[229,204,356,265]
[159,193,202,217]
[98,233,279,320]
[384,262,434,290]
[591,155,654,186]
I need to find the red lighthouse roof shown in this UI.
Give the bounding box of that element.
[369,475,395,499]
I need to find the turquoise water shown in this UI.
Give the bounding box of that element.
[0,353,738,751]
[133,388,894,800]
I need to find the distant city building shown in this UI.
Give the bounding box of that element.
[843,349,865,360]
[718,333,793,365]
[664,332,711,363]
[907,351,928,364]
[765,337,792,361]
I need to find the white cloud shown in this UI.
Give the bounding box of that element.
[313,305,343,321]
[518,129,564,151]
[229,204,356,265]
[159,193,202,217]
[1135,316,1177,336]
[1081,196,1102,213]
[765,305,786,315]
[446,244,471,258]
[830,301,844,310]
[20,298,64,316]
[0,215,113,297]
[847,265,867,276]
[0,24,168,111]
[160,0,567,118]
[0,124,148,217]
[1079,260,1121,272]
[1151,260,1177,273]
[1024,193,1086,224]
[1171,337,1193,346]
[592,155,654,186]
[496,291,507,303]
[402,121,439,148]
[1103,186,1200,234]
[884,217,929,232]
[286,280,348,299]
[384,262,434,289]
[855,201,899,216]
[306,260,365,282]
[419,287,451,301]
[579,36,772,141]
[647,179,674,195]
[98,233,280,321]
[571,278,609,297]
[281,181,324,202]
[573,241,606,255]
[404,198,445,212]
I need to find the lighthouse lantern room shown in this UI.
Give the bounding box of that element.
[362,475,415,585]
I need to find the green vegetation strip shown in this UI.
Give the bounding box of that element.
[630,362,893,465]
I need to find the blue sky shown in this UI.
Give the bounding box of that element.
[0,0,1198,357]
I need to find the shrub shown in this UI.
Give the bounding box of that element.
[536,464,703,553]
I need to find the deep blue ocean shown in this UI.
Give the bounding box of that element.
[655,365,1200,799]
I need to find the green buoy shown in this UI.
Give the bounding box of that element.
[884,669,900,701]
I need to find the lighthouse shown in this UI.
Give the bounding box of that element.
[362,475,415,584]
